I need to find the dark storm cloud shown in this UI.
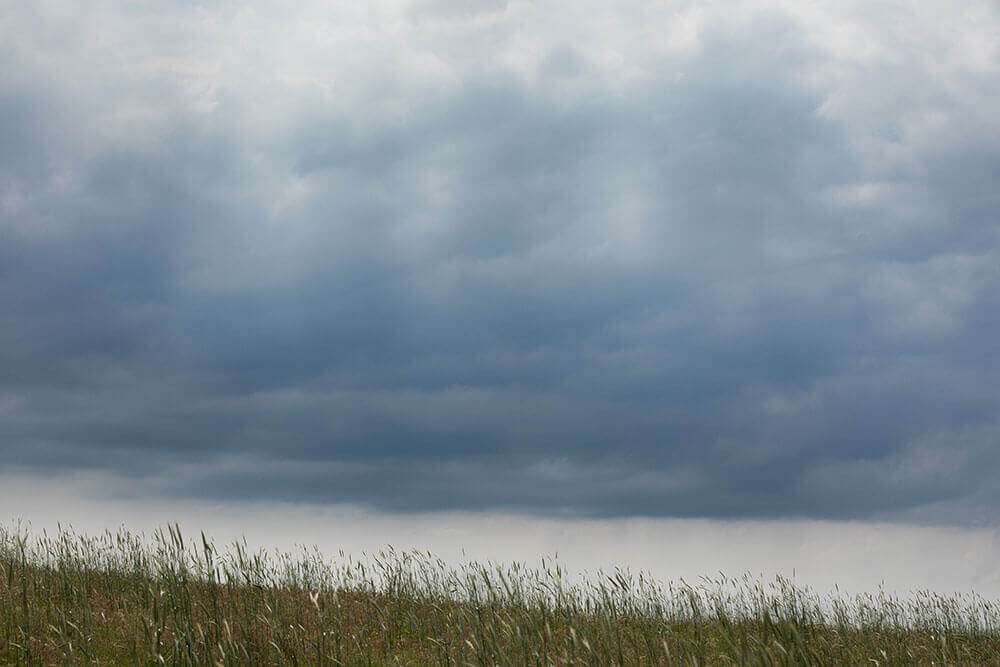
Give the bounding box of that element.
[2,1,999,521]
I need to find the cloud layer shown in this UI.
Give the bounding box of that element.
[2,0,999,521]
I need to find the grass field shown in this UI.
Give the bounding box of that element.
[2,522,999,665]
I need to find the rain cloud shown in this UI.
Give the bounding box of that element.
[2,0,999,522]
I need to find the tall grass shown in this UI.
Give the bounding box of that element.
[2,521,999,664]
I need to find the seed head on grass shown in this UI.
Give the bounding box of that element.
[2,521,1000,665]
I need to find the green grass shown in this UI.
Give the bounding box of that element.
[2,521,999,665]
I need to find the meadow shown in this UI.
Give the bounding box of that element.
[2,521,999,665]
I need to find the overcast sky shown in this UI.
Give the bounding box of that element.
[2,0,1000,526]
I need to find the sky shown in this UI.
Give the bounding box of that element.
[4,472,1000,598]
[2,0,1000,582]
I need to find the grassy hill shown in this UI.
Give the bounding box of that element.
[2,522,999,665]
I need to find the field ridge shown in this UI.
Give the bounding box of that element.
[2,522,999,664]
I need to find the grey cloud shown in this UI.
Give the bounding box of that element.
[2,1,999,522]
